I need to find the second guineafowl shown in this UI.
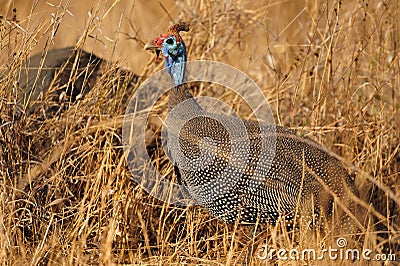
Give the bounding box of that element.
[145,22,363,231]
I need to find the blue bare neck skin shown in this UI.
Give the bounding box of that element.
[161,42,186,85]
[161,40,202,112]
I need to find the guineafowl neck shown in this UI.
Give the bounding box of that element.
[168,84,200,112]
[166,52,202,113]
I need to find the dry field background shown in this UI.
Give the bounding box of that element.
[0,0,399,264]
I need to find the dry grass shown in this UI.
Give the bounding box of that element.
[0,0,399,265]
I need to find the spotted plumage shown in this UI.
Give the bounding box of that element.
[145,22,361,229]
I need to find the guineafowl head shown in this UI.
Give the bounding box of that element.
[145,22,189,85]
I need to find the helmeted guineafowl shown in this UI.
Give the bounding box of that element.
[145,22,363,231]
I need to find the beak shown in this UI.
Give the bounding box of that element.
[144,41,159,51]
[144,41,161,59]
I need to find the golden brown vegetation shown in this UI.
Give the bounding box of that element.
[0,0,399,265]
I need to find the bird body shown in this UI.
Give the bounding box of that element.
[146,23,361,229]
[168,103,357,226]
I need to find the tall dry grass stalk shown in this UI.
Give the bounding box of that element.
[0,0,399,264]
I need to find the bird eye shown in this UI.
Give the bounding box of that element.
[166,38,174,45]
